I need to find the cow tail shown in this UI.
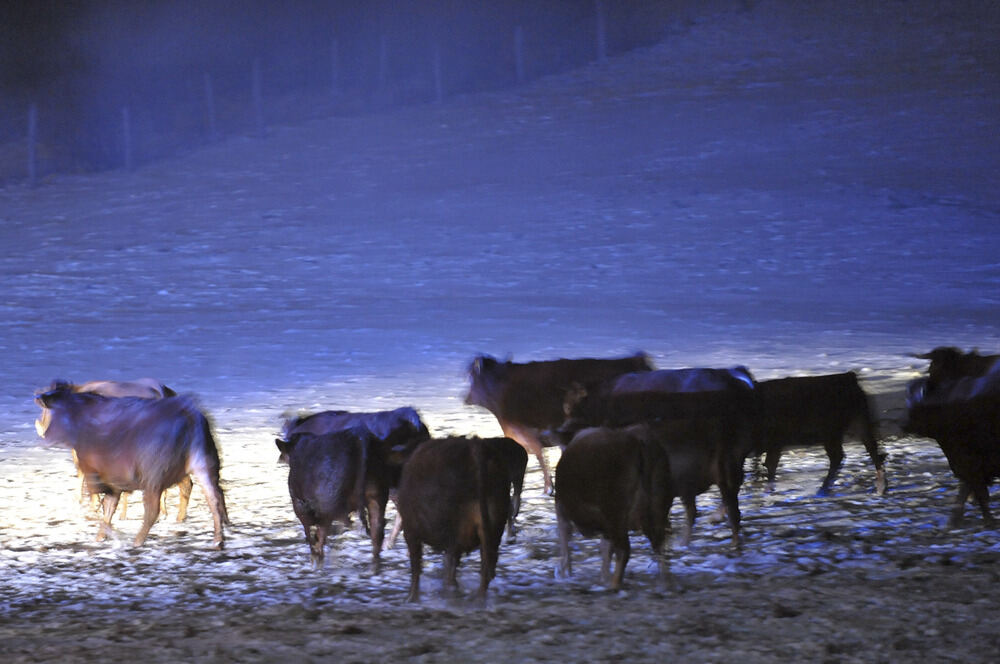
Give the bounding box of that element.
[356,434,372,535]
[200,412,231,527]
[471,440,496,568]
[636,437,656,535]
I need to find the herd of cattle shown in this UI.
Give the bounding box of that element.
[31,346,1000,600]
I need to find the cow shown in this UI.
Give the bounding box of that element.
[34,382,229,548]
[555,427,671,590]
[913,347,1000,392]
[395,436,513,602]
[755,372,886,496]
[557,366,757,444]
[629,416,750,548]
[275,428,391,570]
[903,372,1000,527]
[464,352,653,493]
[34,378,187,520]
[281,407,431,550]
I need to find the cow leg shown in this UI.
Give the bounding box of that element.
[312,524,329,568]
[387,512,403,550]
[175,476,193,523]
[555,501,574,579]
[973,486,994,526]
[598,538,613,585]
[405,534,423,602]
[443,550,461,597]
[763,448,782,493]
[478,545,496,601]
[191,469,227,549]
[865,443,888,496]
[97,492,121,542]
[118,492,130,520]
[133,490,163,547]
[719,483,743,550]
[681,494,697,547]
[608,535,630,591]
[366,490,387,575]
[950,482,972,527]
[818,441,844,496]
[970,482,994,527]
[506,488,522,542]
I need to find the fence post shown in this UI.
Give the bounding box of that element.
[122,106,133,171]
[595,0,608,63]
[252,58,265,137]
[27,103,38,187]
[514,26,526,84]
[203,72,218,142]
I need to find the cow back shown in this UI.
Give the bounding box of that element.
[464,353,652,428]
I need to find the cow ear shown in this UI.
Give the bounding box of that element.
[275,438,291,453]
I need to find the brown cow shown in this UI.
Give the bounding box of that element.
[755,372,886,496]
[555,427,671,590]
[34,382,228,548]
[628,416,750,548]
[396,436,512,602]
[464,352,653,492]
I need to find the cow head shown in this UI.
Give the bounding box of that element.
[464,354,506,408]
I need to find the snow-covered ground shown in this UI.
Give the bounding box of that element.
[1,2,998,661]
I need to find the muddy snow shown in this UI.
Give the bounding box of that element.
[2,2,999,662]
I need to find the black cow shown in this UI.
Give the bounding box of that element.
[34,382,229,548]
[755,372,886,495]
[464,352,653,492]
[904,372,1000,527]
[282,407,430,550]
[396,436,512,602]
[913,346,1000,392]
[282,407,430,486]
[276,428,392,569]
[557,366,756,444]
[555,427,671,590]
[35,378,188,520]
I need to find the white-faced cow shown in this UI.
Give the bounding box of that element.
[464,352,653,493]
[395,436,513,602]
[34,382,229,548]
[35,378,190,521]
